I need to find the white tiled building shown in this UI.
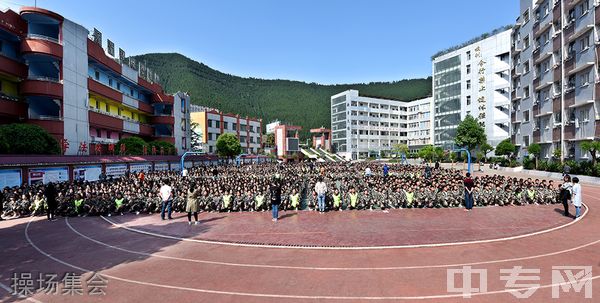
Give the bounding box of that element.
[432,28,512,150]
[331,90,432,160]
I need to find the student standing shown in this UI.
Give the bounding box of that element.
[463,173,474,211]
[571,177,582,219]
[269,178,281,222]
[44,183,58,221]
[159,180,173,220]
[186,182,199,225]
[315,177,327,213]
[560,175,573,217]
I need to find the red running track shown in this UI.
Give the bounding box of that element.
[0,176,599,302]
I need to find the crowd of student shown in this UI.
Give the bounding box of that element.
[0,162,578,221]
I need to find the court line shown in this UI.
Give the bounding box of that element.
[100,201,589,250]
[66,215,600,271]
[25,218,600,300]
[0,281,44,303]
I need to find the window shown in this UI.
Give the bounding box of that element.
[567,75,576,88]
[568,9,576,23]
[523,110,530,122]
[94,70,100,80]
[554,112,562,124]
[223,121,228,129]
[96,129,101,137]
[523,61,530,74]
[466,95,471,105]
[108,78,113,87]
[580,71,590,86]
[209,146,213,153]
[523,135,530,147]
[130,89,134,97]
[580,108,590,122]
[580,34,590,52]
[215,121,220,128]
[466,80,471,89]
[466,51,471,60]
[523,35,530,49]
[117,82,121,90]
[524,86,530,99]
[232,123,237,130]
[523,9,530,23]
[580,0,590,16]
[105,104,109,112]
[466,64,471,74]
[182,137,187,150]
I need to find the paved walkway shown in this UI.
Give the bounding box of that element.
[0,176,598,302]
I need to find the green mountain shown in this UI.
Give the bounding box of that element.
[134,53,432,139]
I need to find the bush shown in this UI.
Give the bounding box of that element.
[148,141,177,155]
[547,161,563,173]
[523,157,535,170]
[564,160,579,174]
[0,123,59,154]
[537,160,548,171]
[116,137,148,155]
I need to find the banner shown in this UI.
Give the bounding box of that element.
[170,162,181,171]
[0,169,22,188]
[73,165,102,182]
[129,162,152,173]
[154,162,169,171]
[105,164,127,177]
[29,167,69,185]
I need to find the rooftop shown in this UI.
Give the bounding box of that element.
[431,25,513,60]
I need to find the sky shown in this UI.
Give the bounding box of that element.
[1,0,518,84]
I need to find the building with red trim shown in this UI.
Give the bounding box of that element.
[0,7,190,155]
[310,127,331,151]
[274,124,301,161]
[190,106,263,154]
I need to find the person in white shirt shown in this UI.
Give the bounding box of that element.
[365,167,372,177]
[159,180,173,220]
[571,177,582,219]
[314,177,327,213]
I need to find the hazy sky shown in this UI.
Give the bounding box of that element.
[2,0,518,84]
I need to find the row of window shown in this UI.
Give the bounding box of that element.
[207,120,261,133]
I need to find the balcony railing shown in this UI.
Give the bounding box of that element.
[26,33,61,45]
[28,75,61,83]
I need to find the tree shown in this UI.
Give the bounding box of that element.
[418,145,436,163]
[495,139,516,158]
[449,151,457,167]
[190,122,203,152]
[0,123,59,154]
[264,133,275,148]
[216,133,242,158]
[434,146,444,162]
[527,143,541,169]
[480,142,493,162]
[455,115,487,153]
[476,151,484,171]
[116,137,148,156]
[148,140,177,155]
[581,140,600,166]
[392,143,409,157]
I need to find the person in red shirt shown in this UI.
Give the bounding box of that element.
[138,171,145,182]
[463,172,474,211]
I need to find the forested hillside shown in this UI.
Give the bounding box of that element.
[135,53,432,138]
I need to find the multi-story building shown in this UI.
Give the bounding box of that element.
[512,0,600,161]
[331,90,432,160]
[0,7,190,155]
[406,97,433,153]
[432,27,512,150]
[190,109,262,154]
